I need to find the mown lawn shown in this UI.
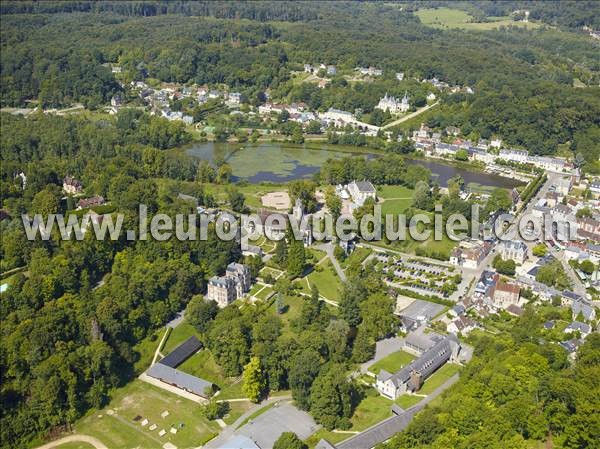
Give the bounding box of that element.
[381,198,413,216]
[419,363,461,395]
[161,322,198,354]
[395,394,423,409]
[367,351,416,375]
[305,260,342,301]
[378,185,414,200]
[51,443,96,449]
[341,246,372,269]
[222,401,253,426]
[304,429,352,448]
[348,394,393,431]
[74,380,219,449]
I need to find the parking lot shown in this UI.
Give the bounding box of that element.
[237,401,319,448]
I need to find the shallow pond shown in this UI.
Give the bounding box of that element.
[185,141,523,190]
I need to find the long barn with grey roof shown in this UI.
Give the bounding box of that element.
[146,363,213,398]
[376,334,460,399]
[145,335,213,399]
[158,336,202,368]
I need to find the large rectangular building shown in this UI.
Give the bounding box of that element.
[376,335,461,399]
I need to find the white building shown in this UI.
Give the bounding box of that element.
[499,149,529,164]
[357,66,383,76]
[320,108,355,123]
[396,72,405,81]
[347,180,376,205]
[376,93,410,114]
[498,240,528,264]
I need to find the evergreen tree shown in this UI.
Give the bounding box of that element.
[352,325,376,363]
[276,292,286,314]
[287,236,305,279]
[289,349,322,410]
[273,237,288,268]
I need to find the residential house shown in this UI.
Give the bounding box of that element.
[447,316,476,335]
[77,196,105,210]
[492,281,521,309]
[498,149,529,164]
[571,298,596,322]
[490,138,502,149]
[450,240,492,269]
[530,156,566,173]
[564,321,592,338]
[445,126,461,136]
[506,304,524,317]
[395,72,405,81]
[63,176,83,195]
[227,92,241,104]
[577,217,600,242]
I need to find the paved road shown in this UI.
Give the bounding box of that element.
[35,435,108,449]
[381,102,439,130]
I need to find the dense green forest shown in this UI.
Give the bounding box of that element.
[0,111,239,447]
[1,1,598,162]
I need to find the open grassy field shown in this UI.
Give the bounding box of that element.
[348,393,393,431]
[395,394,423,409]
[378,185,414,200]
[419,363,461,395]
[51,443,96,449]
[415,7,541,30]
[367,351,416,375]
[381,198,413,216]
[74,380,219,449]
[341,246,372,269]
[304,260,342,301]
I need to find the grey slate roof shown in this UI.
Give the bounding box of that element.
[571,299,595,321]
[354,180,375,193]
[336,408,417,449]
[159,336,202,368]
[379,335,457,389]
[146,363,213,398]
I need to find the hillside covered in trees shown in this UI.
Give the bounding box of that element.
[1,1,599,162]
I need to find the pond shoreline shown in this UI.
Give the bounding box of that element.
[179,140,524,189]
